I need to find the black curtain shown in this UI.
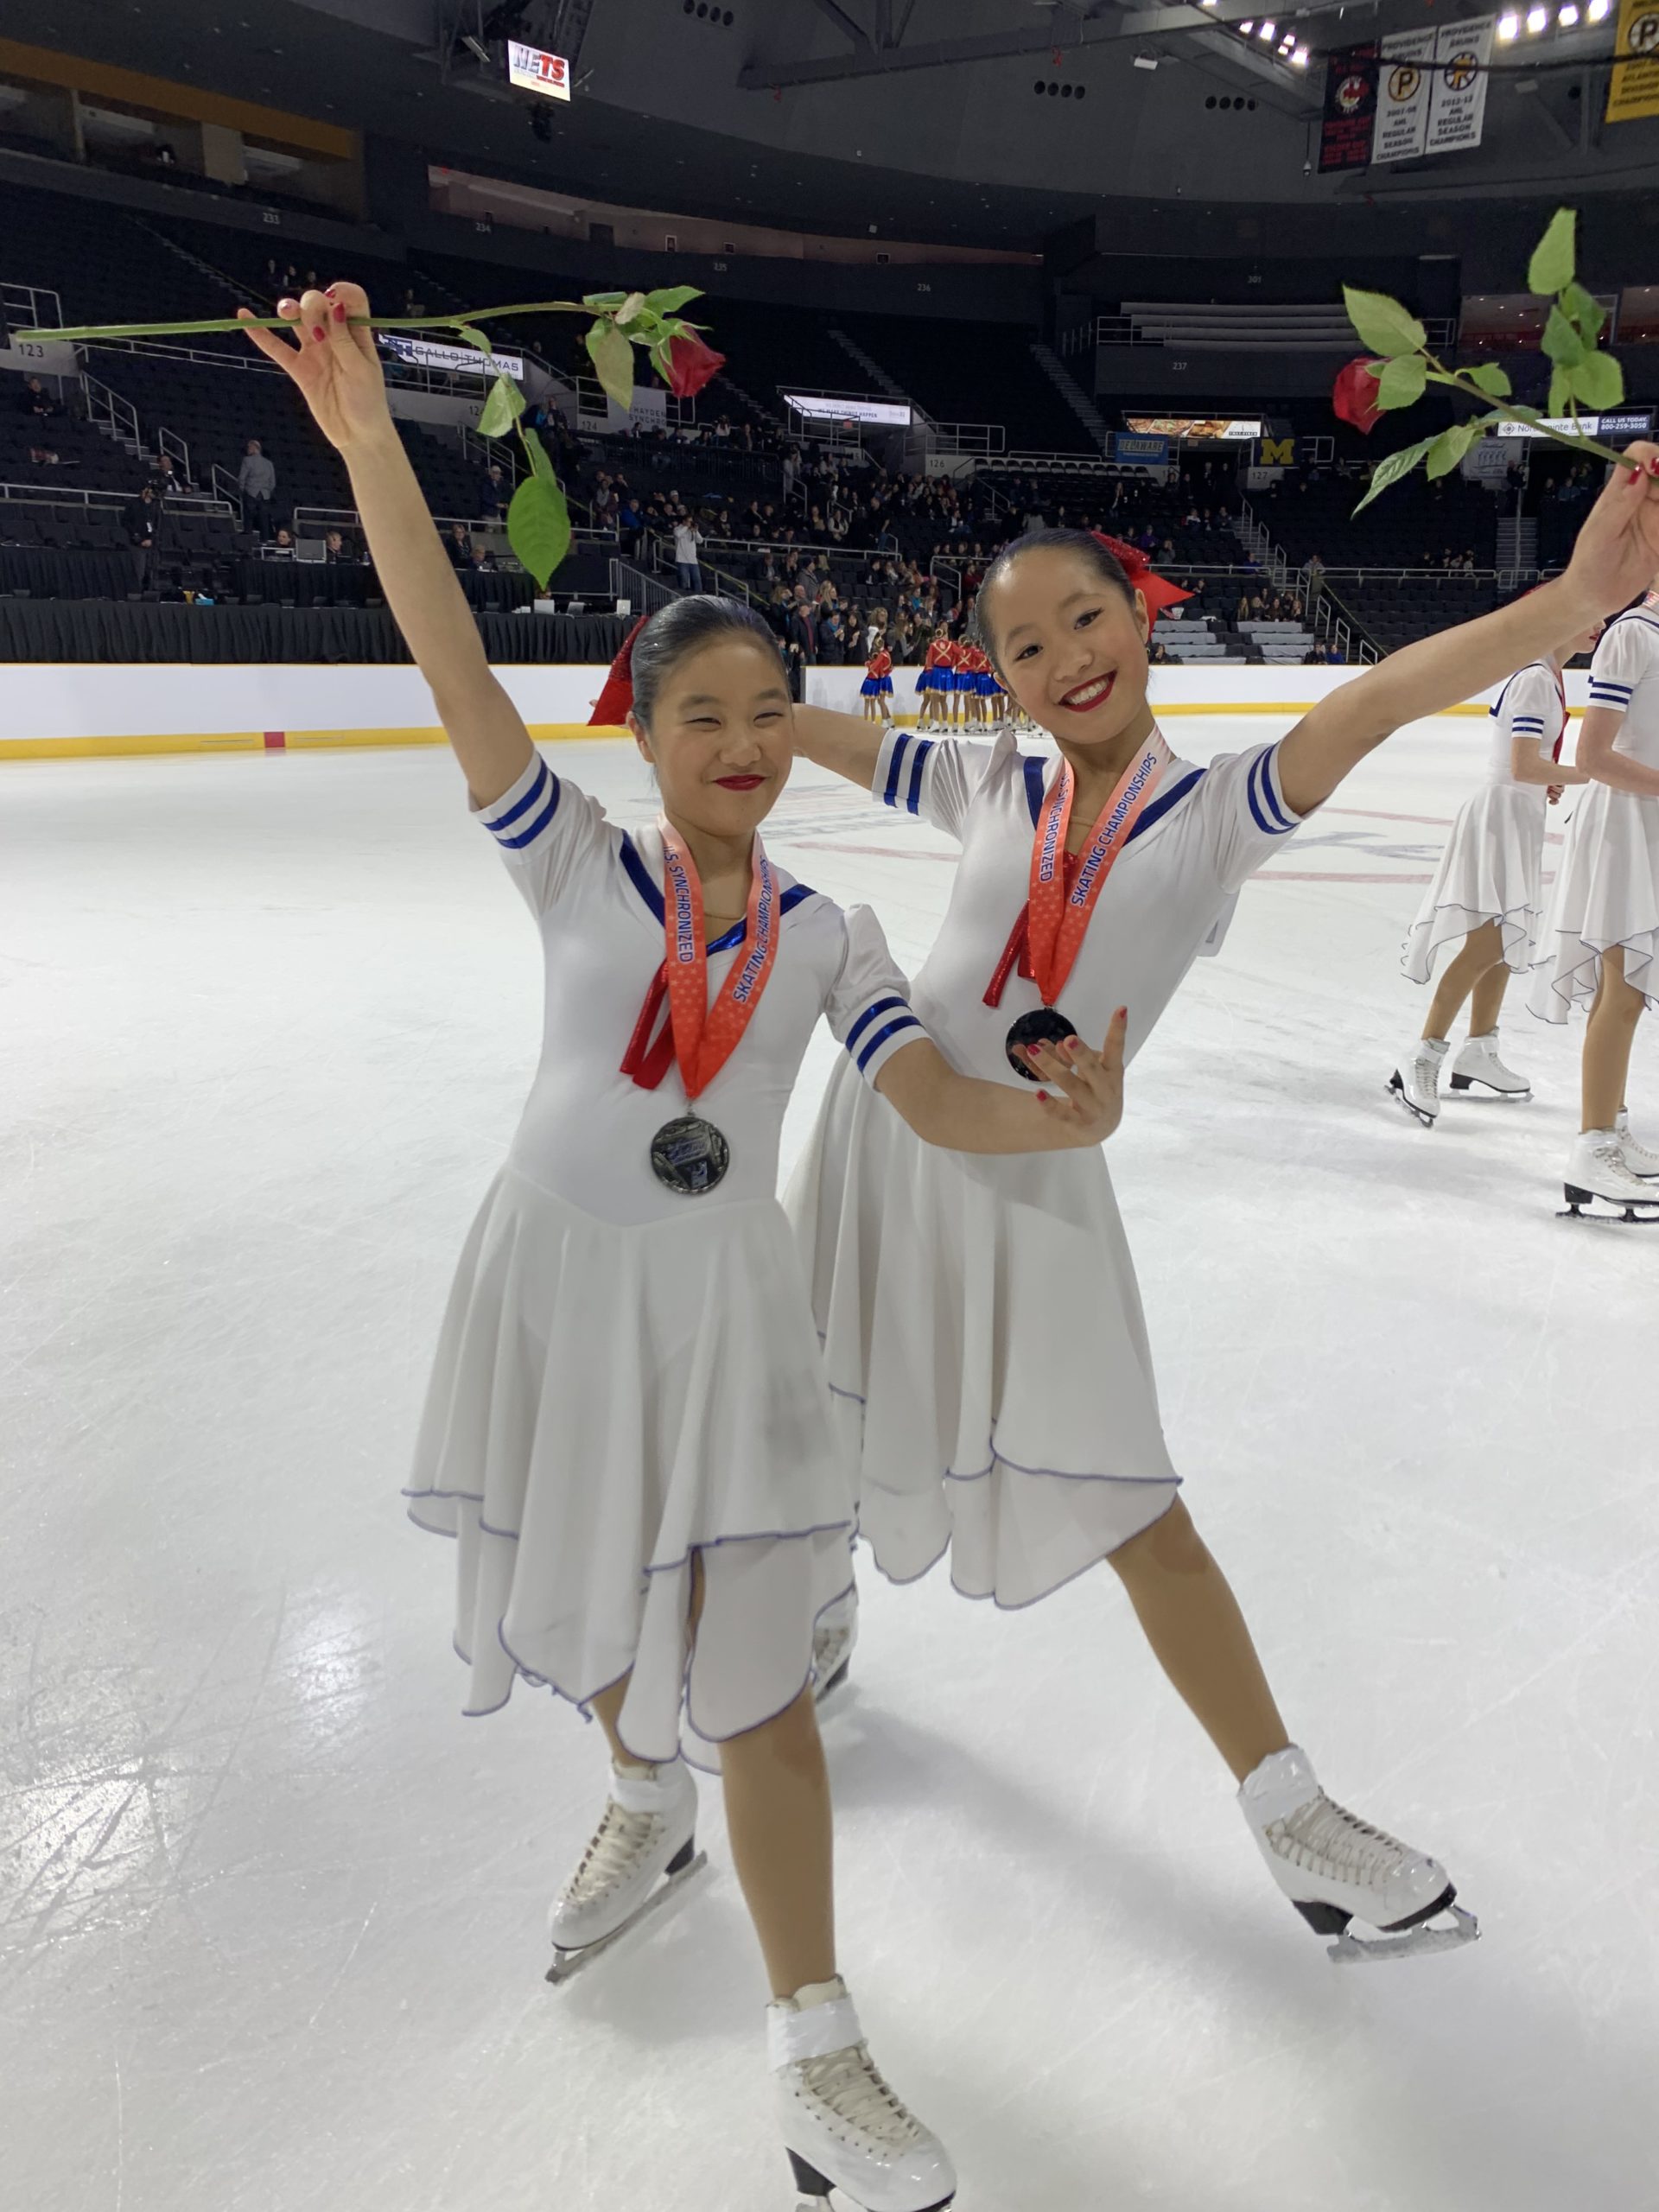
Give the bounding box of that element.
[0,599,625,664]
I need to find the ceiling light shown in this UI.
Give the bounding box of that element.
[1259,18,1276,36]
[1558,3,1579,22]
[1497,10,1521,35]
[1133,50,1159,67]
[1292,44,1309,63]
[1239,18,1254,31]
[1587,0,1611,16]
[1526,4,1548,26]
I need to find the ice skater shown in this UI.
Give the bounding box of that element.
[915,627,948,727]
[786,480,1659,1962]
[860,633,894,723]
[239,281,1133,2212]
[1530,574,1659,1220]
[1391,620,1600,1122]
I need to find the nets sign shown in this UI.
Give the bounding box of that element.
[507,43,571,99]
[1319,43,1378,171]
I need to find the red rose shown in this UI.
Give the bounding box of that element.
[658,329,727,398]
[1332,358,1385,435]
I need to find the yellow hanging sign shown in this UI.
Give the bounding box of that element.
[1605,0,1659,124]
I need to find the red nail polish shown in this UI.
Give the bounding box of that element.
[312,324,327,342]
[1037,1089,1051,1102]
[332,302,346,323]
[1648,458,1659,477]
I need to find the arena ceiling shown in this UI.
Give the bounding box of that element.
[18,0,1659,242]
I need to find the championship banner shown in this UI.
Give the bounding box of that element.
[1319,42,1378,171]
[1425,16,1494,154]
[1605,0,1659,124]
[1373,29,1437,162]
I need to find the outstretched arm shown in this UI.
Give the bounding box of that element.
[793,702,887,789]
[1274,445,1659,817]
[1511,736,1588,788]
[238,283,532,810]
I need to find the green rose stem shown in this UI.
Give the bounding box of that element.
[15,286,719,588]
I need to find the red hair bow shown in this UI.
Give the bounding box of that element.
[1090,531,1192,632]
[588,613,650,727]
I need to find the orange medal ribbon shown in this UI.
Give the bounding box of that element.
[622,825,781,1097]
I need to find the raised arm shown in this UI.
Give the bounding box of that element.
[1274,445,1659,817]
[793,702,887,789]
[238,283,532,810]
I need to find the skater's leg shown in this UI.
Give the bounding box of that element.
[1424,920,1503,1041]
[723,1687,837,1999]
[1107,1499,1290,1783]
[588,1674,633,1764]
[1583,946,1646,1132]
[1467,949,1511,1037]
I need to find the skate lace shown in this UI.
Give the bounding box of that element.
[795,2044,925,2150]
[1269,1793,1412,1892]
[563,1801,660,1906]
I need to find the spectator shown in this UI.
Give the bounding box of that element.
[265,526,297,560]
[123,484,158,592]
[237,438,276,534]
[672,515,704,592]
[148,451,187,498]
[16,376,60,418]
[446,522,474,568]
[786,584,817,664]
[324,528,357,564]
[479,464,508,523]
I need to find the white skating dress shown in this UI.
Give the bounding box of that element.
[1531,601,1659,1019]
[405,752,927,1764]
[1402,659,1565,981]
[785,726,1304,1605]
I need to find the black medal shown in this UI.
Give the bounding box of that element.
[1004,1006,1076,1082]
[650,1114,731,1197]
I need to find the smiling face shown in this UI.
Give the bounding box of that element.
[980,544,1152,753]
[630,633,794,843]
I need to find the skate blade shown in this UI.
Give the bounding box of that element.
[1387,1073,1436,1127]
[1446,1076,1531,1100]
[1328,1902,1480,1965]
[544,1850,709,1985]
[1559,1184,1659,1224]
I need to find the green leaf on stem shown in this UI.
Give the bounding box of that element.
[454,323,493,356]
[520,424,557,484]
[586,319,635,410]
[1561,281,1607,343]
[1548,367,1575,419]
[1425,422,1484,480]
[1541,303,1586,368]
[582,291,630,310]
[506,472,570,590]
[1567,350,1625,410]
[1465,362,1512,398]
[1527,207,1576,298]
[1342,287,1427,359]
[477,372,525,438]
[1352,435,1438,513]
[645,285,703,315]
[1374,355,1428,410]
[614,292,647,328]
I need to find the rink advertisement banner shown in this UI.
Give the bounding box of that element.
[1424,16,1494,153]
[378,335,525,380]
[1114,432,1169,462]
[1373,29,1437,162]
[1319,43,1379,171]
[1605,0,1659,124]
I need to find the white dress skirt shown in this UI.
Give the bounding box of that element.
[1402,782,1551,982]
[406,1170,858,1769]
[1529,779,1659,1019]
[791,1059,1179,1605]
[404,753,931,1769]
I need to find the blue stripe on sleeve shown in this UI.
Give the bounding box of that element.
[906,737,932,815]
[618,832,665,921]
[1246,748,1295,836]
[855,1014,924,1073]
[881,733,911,809]
[1253,745,1296,831]
[845,994,909,1053]
[485,760,561,847]
[497,777,562,850]
[1022,752,1048,826]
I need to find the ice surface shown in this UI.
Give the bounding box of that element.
[3,718,1655,2212]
